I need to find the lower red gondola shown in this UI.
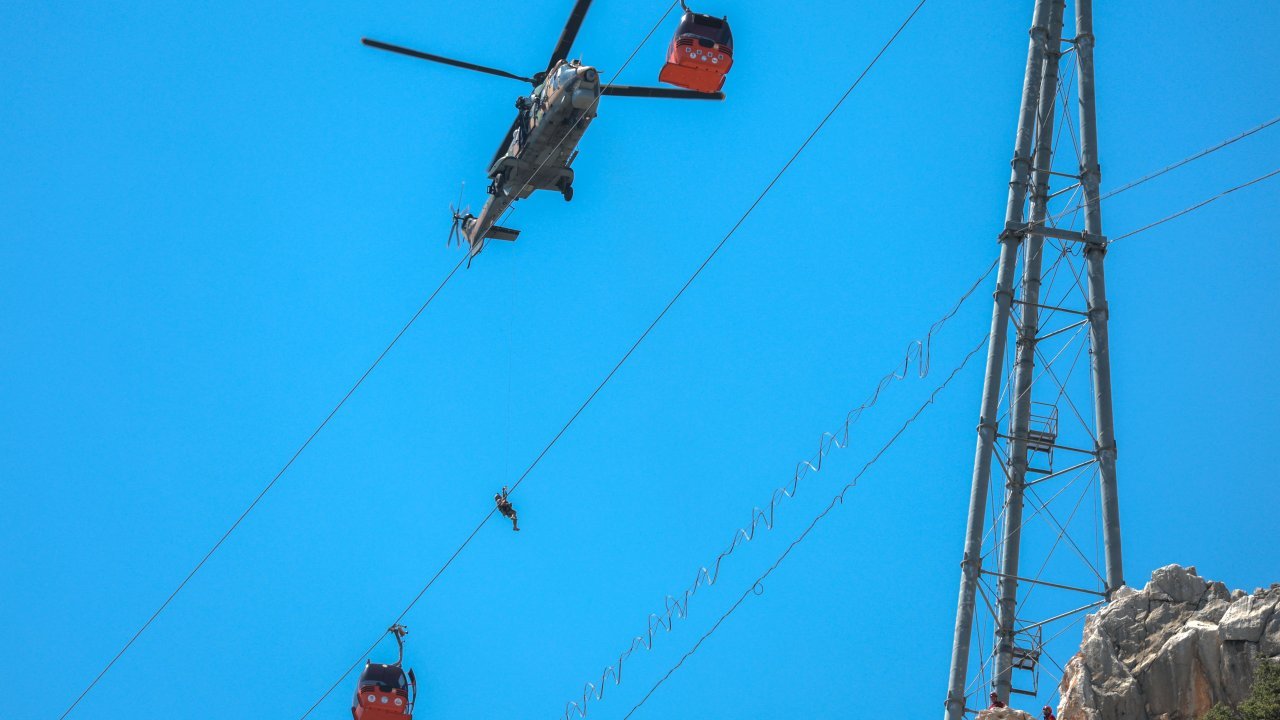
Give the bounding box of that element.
[352,626,417,720]
[658,9,734,94]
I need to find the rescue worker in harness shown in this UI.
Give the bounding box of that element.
[495,486,519,532]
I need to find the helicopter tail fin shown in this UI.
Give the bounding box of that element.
[483,225,520,242]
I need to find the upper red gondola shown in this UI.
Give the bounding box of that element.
[658,9,733,94]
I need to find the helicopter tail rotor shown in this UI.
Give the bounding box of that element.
[447,204,473,248]
[446,181,471,247]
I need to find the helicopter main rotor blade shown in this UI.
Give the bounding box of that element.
[601,85,725,100]
[362,38,535,83]
[545,0,594,73]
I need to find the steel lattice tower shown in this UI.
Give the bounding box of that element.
[943,0,1122,716]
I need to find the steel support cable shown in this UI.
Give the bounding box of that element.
[994,239,1067,421]
[973,617,989,696]
[1109,166,1280,243]
[1032,245,1077,333]
[1017,469,1101,613]
[1037,115,1280,230]
[1055,57,1083,167]
[1024,480,1106,585]
[1042,606,1090,647]
[994,244,1067,423]
[562,259,994,720]
[298,506,500,719]
[1034,340,1095,441]
[979,325,1088,558]
[298,6,683,717]
[967,582,1002,697]
[1044,317,1088,418]
[980,460,1093,565]
[993,320,1084,444]
[1104,115,1280,206]
[1040,649,1068,701]
[56,253,468,720]
[302,0,931,707]
[620,333,990,720]
[991,320,1085,458]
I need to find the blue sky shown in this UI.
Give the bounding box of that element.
[2,1,1278,718]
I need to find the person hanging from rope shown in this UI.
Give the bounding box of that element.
[988,691,1006,709]
[495,486,519,532]
[1042,705,1057,720]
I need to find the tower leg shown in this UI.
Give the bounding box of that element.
[991,0,1065,699]
[942,2,1057,717]
[1074,0,1124,595]
[945,2,1120,714]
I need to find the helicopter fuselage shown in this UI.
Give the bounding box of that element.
[365,0,725,260]
[462,60,601,254]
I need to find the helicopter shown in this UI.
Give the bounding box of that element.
[362,0,726,259]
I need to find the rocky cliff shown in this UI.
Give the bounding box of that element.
[1058,564,1280,720]
[978,708,1036,720]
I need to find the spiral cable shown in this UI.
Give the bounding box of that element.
[620,332,991,719]
[561,261,994,719]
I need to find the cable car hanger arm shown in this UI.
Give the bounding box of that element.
[601,84,724,100]
[361,38,536,83]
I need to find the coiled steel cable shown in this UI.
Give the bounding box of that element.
[614,164,1280,715]
[560,259,994,719]
[619,332,991,719]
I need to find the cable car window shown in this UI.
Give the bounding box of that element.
[676,13,732,46]
[359,664,408,691]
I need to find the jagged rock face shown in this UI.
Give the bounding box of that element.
[978,708,1036,720]
[1058,565,1280,720]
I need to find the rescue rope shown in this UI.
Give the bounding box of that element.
[303,0,931,710]
[298,5,685,715]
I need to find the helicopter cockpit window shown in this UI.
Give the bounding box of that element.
[358,664,408,692]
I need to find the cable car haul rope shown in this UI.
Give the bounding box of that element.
[50,0,1280,708]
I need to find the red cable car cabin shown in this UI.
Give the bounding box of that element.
[658,10,733,94]
[352,626,417,720]
[352,662,415,720]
